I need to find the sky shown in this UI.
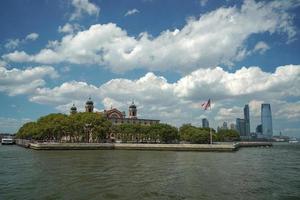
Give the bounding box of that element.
[0,0,300,137]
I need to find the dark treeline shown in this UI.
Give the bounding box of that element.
[16,113,239,143]
[180,124,239,143]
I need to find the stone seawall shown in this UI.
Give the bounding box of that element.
[15,139,31,148]
[16,140,273,152]
[28,142,238,152]
[237,142,273,148]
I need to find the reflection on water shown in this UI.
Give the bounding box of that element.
[0,143,299,200]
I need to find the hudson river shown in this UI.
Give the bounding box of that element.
[0,143,299,200]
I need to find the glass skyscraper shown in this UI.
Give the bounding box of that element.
[244,104,250,137]
[261,103,273,138]
[202,118,209,128]
[236,118,246,136]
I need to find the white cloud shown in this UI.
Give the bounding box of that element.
[274,101,300,120]
[125,9,140,16]
[249,100,264,117]
[58,23,81,34]
[3,0,298,73]
[0,60,7,67]
[253,41,270,54]
[25,33,39,41]
[27,65,300,135]
[4,33,39,50]
[174,65,300,101]
[215,106,243,124]
[0,65,58,96]
[30,81,100,105]
[199,0,208,7]
[70,0,100,21]
[4,39,20,50]
[2,51,32,62]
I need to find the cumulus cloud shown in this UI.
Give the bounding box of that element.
[199,0,208,7]
[125,9,140,16]
[4,39,20,50]
[27,65,300,133]
[253,41,270,54]
[174,65,300,101]
[274,101,300,120]
[0,65,58,96]
[58,23,82,34]
[4,33,39,50]
[2,51,32,62]
[69,0,100,21]
[25,33,39,41]
[3,0,298,73]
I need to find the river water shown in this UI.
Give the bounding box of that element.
[0,143,299,200]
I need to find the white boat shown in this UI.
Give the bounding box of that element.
[1,137,15,145]
[289,138,299,144]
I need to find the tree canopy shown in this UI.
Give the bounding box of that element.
[16,112,111,142]
[17,113,239,143]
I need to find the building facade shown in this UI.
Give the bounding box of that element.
[244,104,250,137]
[202,118,209,128]
[103,101,160,125]
[261,103,273,138]
[70,99,160,126]
[222,122,228,130]
[236,118,246,137]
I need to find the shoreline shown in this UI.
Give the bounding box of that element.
[15,139,272,152]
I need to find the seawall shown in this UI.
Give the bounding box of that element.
[28,142,237,152]
[16,140,272,152]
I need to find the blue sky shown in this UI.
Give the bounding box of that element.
[0,0,300,137]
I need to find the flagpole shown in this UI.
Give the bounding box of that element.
[202,98,213,145]
[210,126,212,145]
[210,99,212,145]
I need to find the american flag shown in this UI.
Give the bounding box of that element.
[201,99,211,110]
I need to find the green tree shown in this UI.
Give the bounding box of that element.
[217,129,240,141]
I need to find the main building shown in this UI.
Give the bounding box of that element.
[70,98,160,125]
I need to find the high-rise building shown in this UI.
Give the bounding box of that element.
[236,118,246,137]
[202,118,209,128]
[222,122,228,130]
[230,123,236,130]
[256,124,262,134]
[244,104,250,137]
[261,103,273,138]
[256,124,263,139]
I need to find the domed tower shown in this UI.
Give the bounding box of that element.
[129,101,137,119]
[85,97,94,113]
[70,104,77,115]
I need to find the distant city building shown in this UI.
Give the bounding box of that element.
[230,123,236,130]
[255,125,264,139]
[222,122,228,130]
[202,118,209,128]
[256,124,262,135]
[236,118,246,137]
[261,103,273,138]
[244,104,250,137]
